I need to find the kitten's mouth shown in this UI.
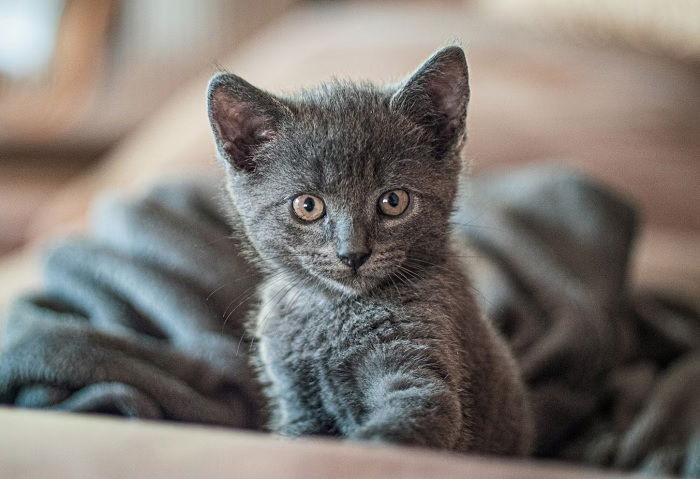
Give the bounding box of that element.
[308,267,376,296]
[298,253,407,297]
[330,271,365,291]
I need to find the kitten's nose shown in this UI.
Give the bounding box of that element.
[338,250,371,271]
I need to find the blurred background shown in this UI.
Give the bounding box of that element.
[0,0,698,307]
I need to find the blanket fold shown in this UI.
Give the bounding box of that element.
[1,166,698,477]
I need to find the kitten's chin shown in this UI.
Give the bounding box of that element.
[295,262,389,298]
[316,274,364,297]
[311,270,379,298]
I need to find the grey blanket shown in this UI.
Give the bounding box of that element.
[1,165,698,477]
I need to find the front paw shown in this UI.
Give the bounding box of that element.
[348,421,424,447]
[276,419,321,437]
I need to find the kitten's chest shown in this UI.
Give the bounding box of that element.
[254,281,394,360]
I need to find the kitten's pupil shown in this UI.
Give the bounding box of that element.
[378,189,409,216]
[303,197,315,212]
[388,192,400,208]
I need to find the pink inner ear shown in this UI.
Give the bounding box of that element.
[213,97,249,144]
[221,140,235,153]
[211,90,276,170]
[256,129,276,141]
[214,96,272,144]
[428,71,467,124]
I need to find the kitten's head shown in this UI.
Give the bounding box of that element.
[207,46,469,296]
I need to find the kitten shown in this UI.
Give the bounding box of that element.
[207,46,533,455]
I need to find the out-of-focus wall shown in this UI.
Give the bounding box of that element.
[0,0,298,153]
[472,0,700,60]
[0,0,297,256]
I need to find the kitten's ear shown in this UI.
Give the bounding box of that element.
[207,73,289,172]
[390,46,470,157]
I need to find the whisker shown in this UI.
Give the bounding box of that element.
[407,257,452,274]
[393,268,418,290]
[235,271,292,354]
[205,283,226,301]
[250,276,304,352]
[223,270,286,333]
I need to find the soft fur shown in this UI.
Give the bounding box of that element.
[206,46,533,455]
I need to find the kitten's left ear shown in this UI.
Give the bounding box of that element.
[390,46,470,157]
[207,73,290,172]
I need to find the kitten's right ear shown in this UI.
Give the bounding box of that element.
[390,46,469,159]
[207,73,289,172]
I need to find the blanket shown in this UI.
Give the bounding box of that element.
[1,165,698,477]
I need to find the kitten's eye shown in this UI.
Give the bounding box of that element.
[378,189,410,216]
[292,194,325,221]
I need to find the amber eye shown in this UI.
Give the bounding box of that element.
[292,194,325,221]
[378,189,410,216]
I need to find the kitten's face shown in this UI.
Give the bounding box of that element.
[208,47,469,296]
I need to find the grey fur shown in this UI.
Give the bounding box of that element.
[207,46,533,455]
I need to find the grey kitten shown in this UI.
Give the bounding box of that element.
[207,46,533,455]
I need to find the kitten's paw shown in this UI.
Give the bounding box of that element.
[348,423,418,447]
[348,412,461,449]
[275,417,331,437]
[277,422,315,437]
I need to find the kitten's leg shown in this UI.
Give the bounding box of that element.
[263,358,332,437]
[347,342,464,449]
[273,392,330,437]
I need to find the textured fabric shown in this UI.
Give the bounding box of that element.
[0,180,263,428]
[455,166,700,476]
[1,166,698,476]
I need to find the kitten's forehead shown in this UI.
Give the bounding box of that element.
[270,84,432,193]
